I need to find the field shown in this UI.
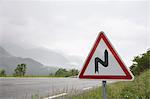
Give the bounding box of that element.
[71,70,150,99]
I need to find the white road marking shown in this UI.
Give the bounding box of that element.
[82,87,93,91]
[43,93,67,99]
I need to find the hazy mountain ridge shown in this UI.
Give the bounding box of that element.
[0,47,13,57]
[0,46,58,75]
[0,42,82,69]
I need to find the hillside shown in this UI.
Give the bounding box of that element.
[72,70,150,99]
[1,42,80,69]
[0,47,12,57]
[0,47,58,75]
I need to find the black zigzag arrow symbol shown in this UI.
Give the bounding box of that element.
[95,49,108,73]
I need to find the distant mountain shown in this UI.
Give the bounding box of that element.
[0,42,81,69]
[0,47,12,57]
[0,47,58,75]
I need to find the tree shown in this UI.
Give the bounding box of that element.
[55,68,79,77]
[0,69,6,77]
[14,63,27,76]
[130,50,150,76]
[55,68,68,77]
[68,69,79,76]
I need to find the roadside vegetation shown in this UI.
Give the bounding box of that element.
[130,49,150,76]
[0,63,79,77]
[54,68,79,77]
[71,50,150,99]
[13,63,27,77]
[71,70,150,99]
[0,69,6,77]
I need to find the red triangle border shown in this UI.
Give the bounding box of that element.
[79,32,133,80]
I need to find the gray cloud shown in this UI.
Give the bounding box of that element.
[0,0,149,68]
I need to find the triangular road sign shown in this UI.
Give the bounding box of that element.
[79,31,134,80]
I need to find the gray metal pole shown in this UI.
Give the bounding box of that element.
[102,81,107,99]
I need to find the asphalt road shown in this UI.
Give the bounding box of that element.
[0,78,102,99]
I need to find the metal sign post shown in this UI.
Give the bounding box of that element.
[79,31,134,98]
[102,81,107,99]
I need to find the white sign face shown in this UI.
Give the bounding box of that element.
[79,32,134,80]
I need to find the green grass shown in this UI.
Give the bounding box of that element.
[71,70,150,99]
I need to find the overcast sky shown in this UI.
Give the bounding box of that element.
[0,0,149,68]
